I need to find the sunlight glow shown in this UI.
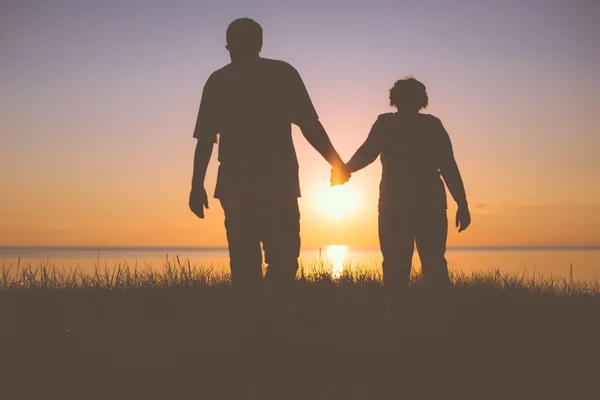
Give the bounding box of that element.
[315,184,359,220]
[326,245,348,279]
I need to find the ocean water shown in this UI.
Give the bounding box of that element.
[1,246,599,282]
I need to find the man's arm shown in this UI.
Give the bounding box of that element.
[189,138,214,219]
[297,120,350,186]
[297,119,345,168]
[190,74,219,219]
[191,139,214,186]
[345,117,383,174]
[286,65,347,183]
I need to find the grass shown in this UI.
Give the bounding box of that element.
[1,258,599,399]
[2,256,598,294]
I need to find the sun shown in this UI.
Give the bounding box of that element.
[315,183,359,220]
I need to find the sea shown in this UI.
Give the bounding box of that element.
[1,246,599,283]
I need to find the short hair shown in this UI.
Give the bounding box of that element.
[226,18,263,52]
[389,76,429,111]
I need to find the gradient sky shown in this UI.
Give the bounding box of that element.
[1,0,599,247]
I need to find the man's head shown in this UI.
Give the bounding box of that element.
[389,76,429,112]
[226,18,263,58]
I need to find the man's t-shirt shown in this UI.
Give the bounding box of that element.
[193,57,318,199]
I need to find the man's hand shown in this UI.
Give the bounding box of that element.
[455,205,471,233]
[189,186,209,219]
[330,163,351,186]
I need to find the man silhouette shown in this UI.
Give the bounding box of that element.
[189,18,348,337]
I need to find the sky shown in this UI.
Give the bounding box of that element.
[1,0,599,247]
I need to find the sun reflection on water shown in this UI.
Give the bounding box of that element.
[326,245,348,279]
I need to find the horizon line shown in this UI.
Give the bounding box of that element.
[1,245,600,251]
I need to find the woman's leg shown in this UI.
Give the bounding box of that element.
[414,208,453,335]
[414,208,450,289]
[378,211,416,326]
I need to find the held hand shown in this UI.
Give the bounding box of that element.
[189,186,209,219]
[455,205,471,233]
[330,163,351,186]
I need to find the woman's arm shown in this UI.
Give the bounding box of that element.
[437,121,467,208]
[436,119,471,232]
[345,117,384,173]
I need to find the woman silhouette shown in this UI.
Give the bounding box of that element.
[339,77,471,327]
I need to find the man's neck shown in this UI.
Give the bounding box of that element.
[230,53,260,64]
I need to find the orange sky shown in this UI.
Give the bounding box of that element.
[1,1,599,247]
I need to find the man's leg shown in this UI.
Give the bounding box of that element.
[256,198,300,398]
[221,198,266,399]
[221,199,264,342]
[378,211,416,330]
[261,198,301,333]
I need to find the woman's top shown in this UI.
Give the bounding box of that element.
[347,112,467,211]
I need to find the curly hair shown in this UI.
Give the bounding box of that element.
[226,18,263,53]
[389,76,429,111]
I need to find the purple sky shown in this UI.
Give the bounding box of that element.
[1,0,599,246]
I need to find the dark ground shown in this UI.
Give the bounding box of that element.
[1,278,599,399]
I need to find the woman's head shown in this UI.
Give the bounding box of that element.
[389,76,429,112]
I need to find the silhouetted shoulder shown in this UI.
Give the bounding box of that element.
[418,114,452,147]
[418,113,444,127]
[259,58,298,72]
[375,112,396,125]
[206,64,233,84]
[258,58,307,84]
[211,58,302,83]
[377,112,396,120]
[418,114,447,139]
